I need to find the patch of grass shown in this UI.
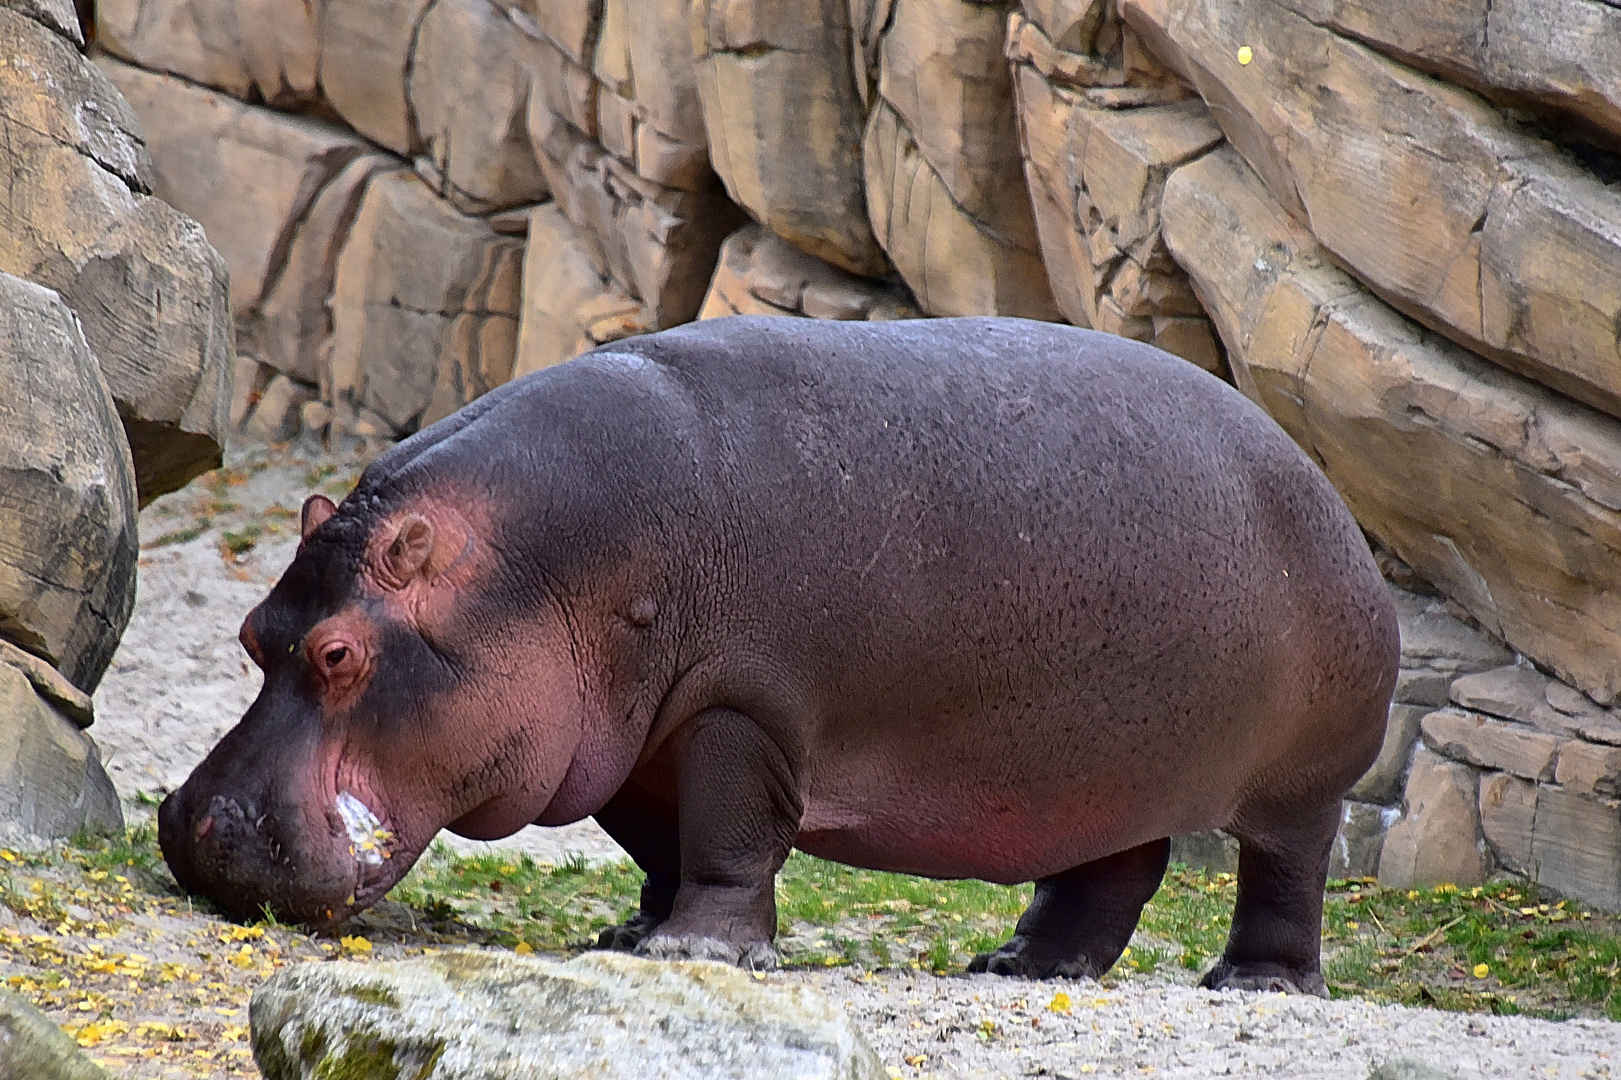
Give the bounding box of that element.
[142,522,210,549]
[220,523,263,557]
[304,462,340,488]
[71,823,1621,1021]
[392,846,643,952]
[67,823,163,874]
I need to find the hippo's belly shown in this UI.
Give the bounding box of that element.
[790,702,1251,883]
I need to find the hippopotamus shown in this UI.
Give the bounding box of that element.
[159,316,1397,994]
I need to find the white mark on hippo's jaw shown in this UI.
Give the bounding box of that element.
[336,791,394,868]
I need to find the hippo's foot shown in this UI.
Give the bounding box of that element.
[1200,958,1328,998]
[636,932,780,971]
[967,936,1103,980]
[596,912,664,952]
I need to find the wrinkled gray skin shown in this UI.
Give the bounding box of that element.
[160,317,1397,995]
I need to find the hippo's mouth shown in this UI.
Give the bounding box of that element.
[330,789,409,919]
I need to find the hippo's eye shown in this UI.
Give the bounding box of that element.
[323,645,349,669]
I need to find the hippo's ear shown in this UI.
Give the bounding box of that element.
[300,495,337,543]
[376,515,435,589]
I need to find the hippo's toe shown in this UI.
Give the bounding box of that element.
[1200,958,1328,998]
[636,932,779,971]
[595,913,664,952]
[967,937,1103,980]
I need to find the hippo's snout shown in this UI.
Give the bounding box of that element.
[158,776,392,929]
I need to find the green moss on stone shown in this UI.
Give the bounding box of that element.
[313,1037,401,1080]
[342,984,401,1009]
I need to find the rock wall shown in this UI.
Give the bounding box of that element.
[81,0,1621,904]
[1,0,233,843]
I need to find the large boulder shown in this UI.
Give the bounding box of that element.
[1122,0,1621,424]
[691,0,888,276]
[0,987,113,1080]
[0,659,122,846]
[1161,144,1621,705]
[0,273,137,695]
[95,0,321,108]
[0,5,233,503]
[251,950,884,1080]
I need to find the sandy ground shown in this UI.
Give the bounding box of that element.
[48,442,1621,1079]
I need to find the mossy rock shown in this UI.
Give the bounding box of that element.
[0,986,113,1080]
[251,949,883,1080]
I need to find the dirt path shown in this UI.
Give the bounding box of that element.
[5,443,1612,1080]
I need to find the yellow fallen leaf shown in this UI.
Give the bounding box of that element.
[340,935,372,954]
[1473,963,1490,978]
[514,942,534,956]
[1237,45,1254,65]
[1047,991,1073,1014]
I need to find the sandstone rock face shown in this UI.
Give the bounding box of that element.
[319,0,436,155]
[7,0,81,42]
[327,171,524,436]
[1420,709,1563,784]
[0,986,113,1080]
[98,59,372,363]
[1125,0,1621,424]
[513,203,649,380]
[95,0,320,107]
[1349,705,1427,808]
[0,639,93,730]
[249,154,398,387]
[1162,145,1621,706]
[699,224,921,323]
[1389,589,1514,709]
[251,950,884,1080]
[0,6,233,504]
[526,0,741,332]
[1378,747,1491,890]
[692,0,886,277]
[1010,4,1223,369]
[0,660,122,846]
[1531,786,1621,912]
[411,0,549,214]
[1272,0,1621,144]
[0,273,138,695]
[1479,771,1537,874]
[864,0,1060,319]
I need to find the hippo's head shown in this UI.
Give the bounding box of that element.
[158,488,598,928]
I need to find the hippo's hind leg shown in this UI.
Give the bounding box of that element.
[1202,800,1340,998]
[591,784,680,951]
[969,838,1170,979]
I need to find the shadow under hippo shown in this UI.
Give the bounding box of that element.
[159,316,1398,995]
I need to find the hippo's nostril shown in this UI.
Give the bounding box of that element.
[196,815,214,840]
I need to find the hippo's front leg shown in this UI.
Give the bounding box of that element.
[633,708,803,970]
[591,784,680,951]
